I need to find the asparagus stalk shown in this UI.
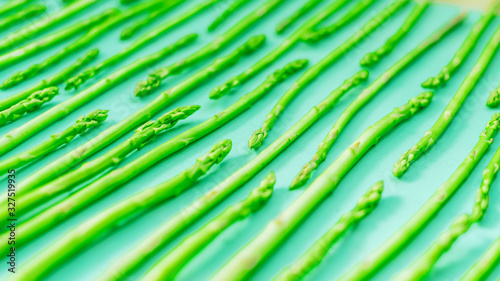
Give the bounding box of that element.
[10,139,232,281]
[0,49,98,112]
[0,34,196,157]
[101,71,367,280]
[247,0,413,150]
[394,144,500,280]
[275,0,324,34]
[208,0,251,31]
[212,91,434,281]
[0,0,163,89]
[461,235,500,281]
[339,113,500,281]
[487,84,500,108]
[0,87,58,126]
[393,23,500,177]
[0,0,31,16]
[360,0,428,67]
[0,4,46,29]
[142,171,275,281]
[134,0,286,96]
[421,2,499,89]
[65,0,219,91]
[274,181,384,281]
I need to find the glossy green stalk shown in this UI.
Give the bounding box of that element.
[274,181,384,281]
[212,91,434,281]
[487,84,500,108]
[102,71,366,280]
[360,1,428,67]
[0,109,108,176]
[461,235,500,281]
[393,23,500,177]
[0,4,46,29]
[0,0,31,16]
[421,3,499,89]
[395,145,500,280]
[0,0,100,53]
[142,171,275,281]
[275,0,324,34]
[10,140,232,281]
[208,0,251,31]
[0,49,98,112]
[0,87,58,126]
[1,0,162,89]
[66,0,219,91]
[340,113,500,281]
[247,0,412,150]
[0,34,196,157]
[135,0,286,96]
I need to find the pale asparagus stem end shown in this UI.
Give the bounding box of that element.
[486,87,500,108]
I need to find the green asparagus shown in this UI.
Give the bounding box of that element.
[274,181,384,281]
[247,0,413,150]
[0,49,98,112]
[0,0,31,16]
[10,139,232,281]
[339,113,500,281]
[142,171,275,281]
[66,0,219,91]
[0,4,46,29]
[0,34,196,156]
[0,87,58,126]
[0,109,108,176]
[421,2,499,89]
[360,0,428,67]
[393,23,500,177]
[275,0,324,34]
[461,235,500,281]
[487,84,500,108]
[101,71,367,280]
[208,0,251,31]
[134,0,286,96]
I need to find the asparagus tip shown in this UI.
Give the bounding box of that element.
[486,88,500,108]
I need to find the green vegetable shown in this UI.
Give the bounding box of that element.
[0,49,98,112]
[101,71,366,280]
[9,140,232,281]
[461,235,500,281]
[142,171,275,281]
[339,113,500,281]
[486,84,500,108]
[0,34,196,157]
[275,0,324,34]
[208,0,251,31]
[0,87,59,126]
[0,0,31,17]
[0,4,46,29]
[134,0,286,97]
[247,0,412,150]
[212,91,434,281]
[393,23,500,177]
[360,0,428,67]
[274,181,384,281]
[394,144,500,280]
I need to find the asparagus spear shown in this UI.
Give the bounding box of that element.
[208,0,251,31]
[247,0,413,150]
[0,49,98,112]
[273,181,384,281]
[421,2,499,89]
[212,91,434,280]
[360,0,428,67]
[10,139,232,281]
[0,109,108,176]
[101,71,367,280]
[134,0,286,97]
[339,113,500,281]
[394,144,500,280]
[461,235,500,281]
[393,23,500,177]
[0,4,46,29]
[142,171,275,281]
[0,34,196,156]
[65,0,220,91]
[0,0,31,17]
[275,0,324,34]
[487,84,500,108]
[0,87,58,126]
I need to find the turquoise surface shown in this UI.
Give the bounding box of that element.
[0,0,499,280]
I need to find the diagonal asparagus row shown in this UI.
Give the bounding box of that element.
[0,0,31,16]
[0,87,58,126]
[393,23,500,177]
[339,113,500,281]
[360,0,428,67]
[461,235,500,281]
[10,139,232,281]
[101,71,367,280]
[0,4,46,30]
[248,0,413,150]
[487,84,500,108]
[134,0,286,96]
[66,0,220,91]
[274,181,384,281]
[142,171,275,281]
[394,144,500,280]
[0,34,196,157]
[0,49,98,111]
[208,0,251,31]
[0,109,108,176]
[275,0,324,34]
